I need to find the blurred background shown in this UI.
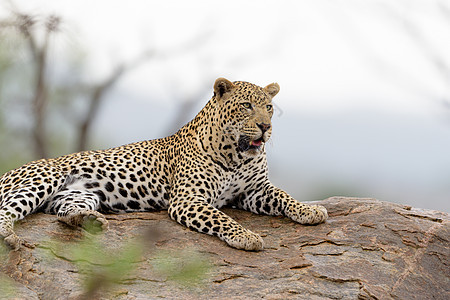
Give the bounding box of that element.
[0,0,448,212]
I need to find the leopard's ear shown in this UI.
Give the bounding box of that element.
[264,82,280,98]
[214,78,235,100]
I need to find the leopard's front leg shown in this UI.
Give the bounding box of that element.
[284,197,328,225]
[168,197,264,251]
[237,181,328,225]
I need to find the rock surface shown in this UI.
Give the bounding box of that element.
[1,197,449,299]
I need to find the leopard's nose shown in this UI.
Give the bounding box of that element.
[257,123,271,133]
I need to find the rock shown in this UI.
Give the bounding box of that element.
[1,197,449,299]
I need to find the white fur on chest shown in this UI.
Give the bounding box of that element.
[213,173,246,208]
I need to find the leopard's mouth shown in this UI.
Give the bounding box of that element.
[249,137,264,148]
[238,135,264,152]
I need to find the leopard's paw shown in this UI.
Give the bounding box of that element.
[81,211,109,234]
[225,229,264,251]
[3,233,23,251]
[286,202,328,225]
[59,210,108,233]
[314,205,328,223]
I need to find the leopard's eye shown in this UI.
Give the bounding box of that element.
[241,102,252,109]
[266,104,273,111]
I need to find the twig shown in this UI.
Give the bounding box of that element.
[76,50,156,151]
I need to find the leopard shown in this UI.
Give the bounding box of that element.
[0,78,328,251]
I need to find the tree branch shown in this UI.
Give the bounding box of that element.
[17,13,49,159]
[76,50,156,151]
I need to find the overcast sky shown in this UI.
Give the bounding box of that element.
[3,0,449,115]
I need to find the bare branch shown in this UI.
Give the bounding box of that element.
[2,10,62,159]
[76,31,212,151]
[76,50,156,151]
[2,6,213,156]
[31,18,51,159]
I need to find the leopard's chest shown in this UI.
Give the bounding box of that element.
[211,169,257,208]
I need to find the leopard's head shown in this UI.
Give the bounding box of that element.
[213,78,280,157]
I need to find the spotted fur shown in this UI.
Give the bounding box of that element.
[0,78,327,250]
